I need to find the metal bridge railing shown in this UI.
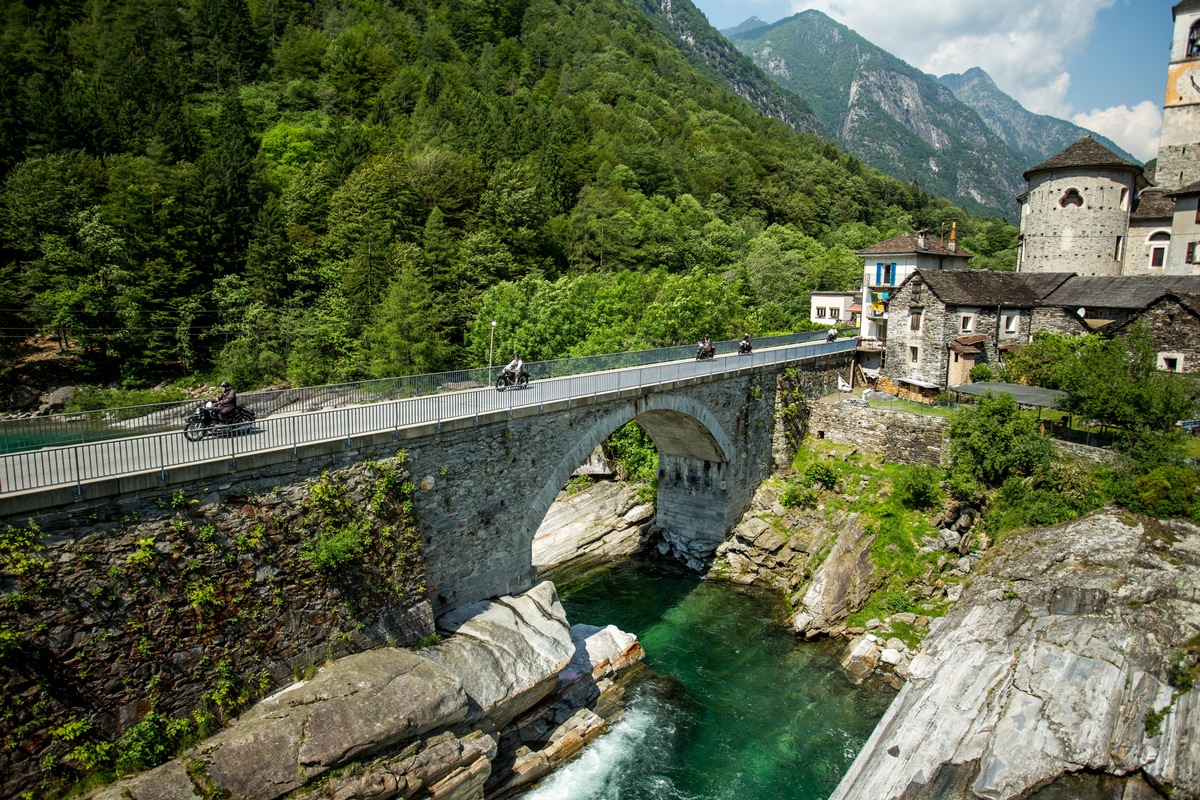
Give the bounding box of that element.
[0,332,828,456]
[0,338,856,496]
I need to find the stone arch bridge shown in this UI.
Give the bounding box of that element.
[2,343,853,614]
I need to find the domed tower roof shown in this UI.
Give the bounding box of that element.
[1022,136,1148,188]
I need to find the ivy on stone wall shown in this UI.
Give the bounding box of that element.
[0,454,429,799]
[777,367,813,454]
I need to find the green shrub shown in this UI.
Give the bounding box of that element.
[115,712,193,774]
[303,520,370,571]
[565,475,594,495]
[1133,465,1199,519]
[969,363,993,382]
[804,461,838,490]
[894,465,942,509]
[780,482,819,509]
[984,458,1106,538]
[948,392,1054,489]
[882,589,915,615]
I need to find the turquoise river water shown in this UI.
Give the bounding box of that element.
[523,556,897,800]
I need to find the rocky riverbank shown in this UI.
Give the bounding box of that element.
[831,510,1200,800]
[85,582,644,800]
[532,479,655,570]
[704,455,984,685]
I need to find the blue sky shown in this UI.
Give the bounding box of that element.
[689,0,1173,161]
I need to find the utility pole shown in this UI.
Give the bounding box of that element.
[489,320,496,380]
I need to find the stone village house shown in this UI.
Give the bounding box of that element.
[878,270,1044,398]
[873,271,1200,400]
[854,2,1200,400]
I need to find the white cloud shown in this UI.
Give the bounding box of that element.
[1072,101,1163,162]
[790,0,1116,117]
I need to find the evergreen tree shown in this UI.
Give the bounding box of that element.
[364,254,452,377]
[194,91,259,276]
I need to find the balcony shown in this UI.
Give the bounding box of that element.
[856,337,886,352]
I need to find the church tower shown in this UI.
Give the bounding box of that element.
[1158,0,1200,191]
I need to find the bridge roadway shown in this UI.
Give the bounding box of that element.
[0,338,855,498]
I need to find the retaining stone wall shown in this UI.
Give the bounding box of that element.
[808,400,949,466]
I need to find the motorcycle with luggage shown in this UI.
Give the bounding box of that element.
[495,368,531,390]
[183,400,255,441]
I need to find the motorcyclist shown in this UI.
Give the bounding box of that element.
[216,381,237,424]
[502,355,523,385]
[826,328,837,343]
[739,333,752,353]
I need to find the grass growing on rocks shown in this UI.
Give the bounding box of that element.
[786,440,961,636]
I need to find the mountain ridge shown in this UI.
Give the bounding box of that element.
[935,66,1139,166]
[725,10,1026,220]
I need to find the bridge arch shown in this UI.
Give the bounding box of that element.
[523,393,737,568]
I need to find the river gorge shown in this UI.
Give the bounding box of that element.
[526,556,895,800]
[5,439,1200,800]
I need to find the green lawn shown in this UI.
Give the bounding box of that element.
[865,396,955,418]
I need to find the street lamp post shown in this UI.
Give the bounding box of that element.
[489,320,496,380]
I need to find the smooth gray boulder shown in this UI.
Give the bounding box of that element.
[426,581,575,730]
[831,511,1200,800]
[85,581,578,800]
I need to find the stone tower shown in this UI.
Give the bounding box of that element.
[1016,138,1144,276]
[1158,0,1200,191]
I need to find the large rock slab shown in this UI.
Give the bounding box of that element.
[424,580,575,730]
[86,582,577,800]
[830,511,1200,800]
[791,520,877,634]
[532,480,651,568]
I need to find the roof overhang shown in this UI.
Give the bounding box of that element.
[950,382,1066,409]
[896,376,943,390]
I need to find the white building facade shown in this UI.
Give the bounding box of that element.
[809,291,858,326]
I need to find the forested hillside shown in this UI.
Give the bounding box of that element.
[0,0,1015,394]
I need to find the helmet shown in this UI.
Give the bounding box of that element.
[220,381,231,389]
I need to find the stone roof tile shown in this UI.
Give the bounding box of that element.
[1132,188,1177,219]
[857,233,973,258]
[1168,180,1200,196]
[1023,136,1143,181]
[1019,272,1076,299]
[1041,276,1200,309]
[912,269,1043,307]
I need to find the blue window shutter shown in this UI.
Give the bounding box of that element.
[890,262,897,285]
[876,263,882,284]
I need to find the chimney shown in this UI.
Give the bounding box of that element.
[949,220,957,252]
[916,230,926,249]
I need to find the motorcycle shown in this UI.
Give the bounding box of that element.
[183,400,256,441]
[738,340,753,354]
[495,368,531,391]
[696,342,715,360]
